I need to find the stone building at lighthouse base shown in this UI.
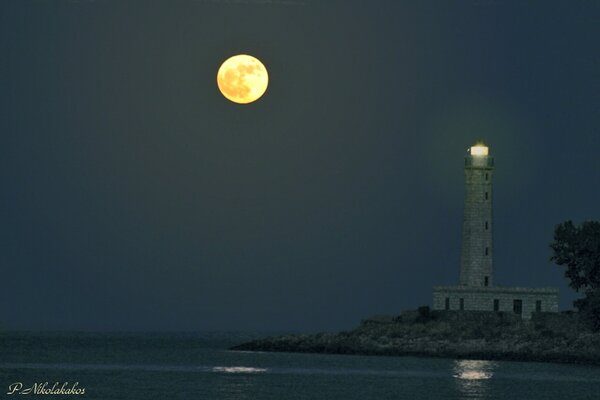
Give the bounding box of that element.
[432,286,559,319]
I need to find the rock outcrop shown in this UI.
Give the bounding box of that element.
[231,308,600,365]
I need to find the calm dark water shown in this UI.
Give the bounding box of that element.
[0,332,598,399]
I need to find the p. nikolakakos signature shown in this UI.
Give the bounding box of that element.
[7,382,85,395]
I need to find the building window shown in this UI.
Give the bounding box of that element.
[459,298,464,310]
[485,221,488,230]
[485,192,489,200]
[485,173,488,181]
[513,299,522,315]
[536,300,542,312]
[485,247,489,256]
[493,299,499,311]
[484,276,489,287]
[445,297,450,310]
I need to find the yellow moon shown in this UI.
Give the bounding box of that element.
[217,54,269,104]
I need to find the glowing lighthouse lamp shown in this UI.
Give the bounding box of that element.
[469,142,490,167]
[470,143,489,156]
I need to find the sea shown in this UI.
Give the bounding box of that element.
[0,331,598,400]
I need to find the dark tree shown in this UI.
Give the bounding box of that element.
[550,220,600,330]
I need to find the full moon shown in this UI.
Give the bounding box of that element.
[217,54,269,104]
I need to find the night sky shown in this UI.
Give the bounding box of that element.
[1,1,599,332]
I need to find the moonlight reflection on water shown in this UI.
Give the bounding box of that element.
[453,360,496,399]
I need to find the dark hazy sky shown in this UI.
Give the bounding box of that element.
[1,1,598,331]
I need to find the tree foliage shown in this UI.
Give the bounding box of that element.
[550,220,600,292]
[550,220,600,330]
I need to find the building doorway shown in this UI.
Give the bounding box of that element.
[513,299,522,315]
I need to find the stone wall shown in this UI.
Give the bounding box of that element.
[432,286,559,319]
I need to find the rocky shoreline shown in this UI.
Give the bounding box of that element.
[231,308,600,366]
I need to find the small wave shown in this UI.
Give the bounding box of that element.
[0,363,268,375]
[212,366,268,374]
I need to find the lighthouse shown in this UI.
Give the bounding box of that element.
[460,142,494,288]
[432,142,559,319]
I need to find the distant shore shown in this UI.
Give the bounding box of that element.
[231,308,600,366]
